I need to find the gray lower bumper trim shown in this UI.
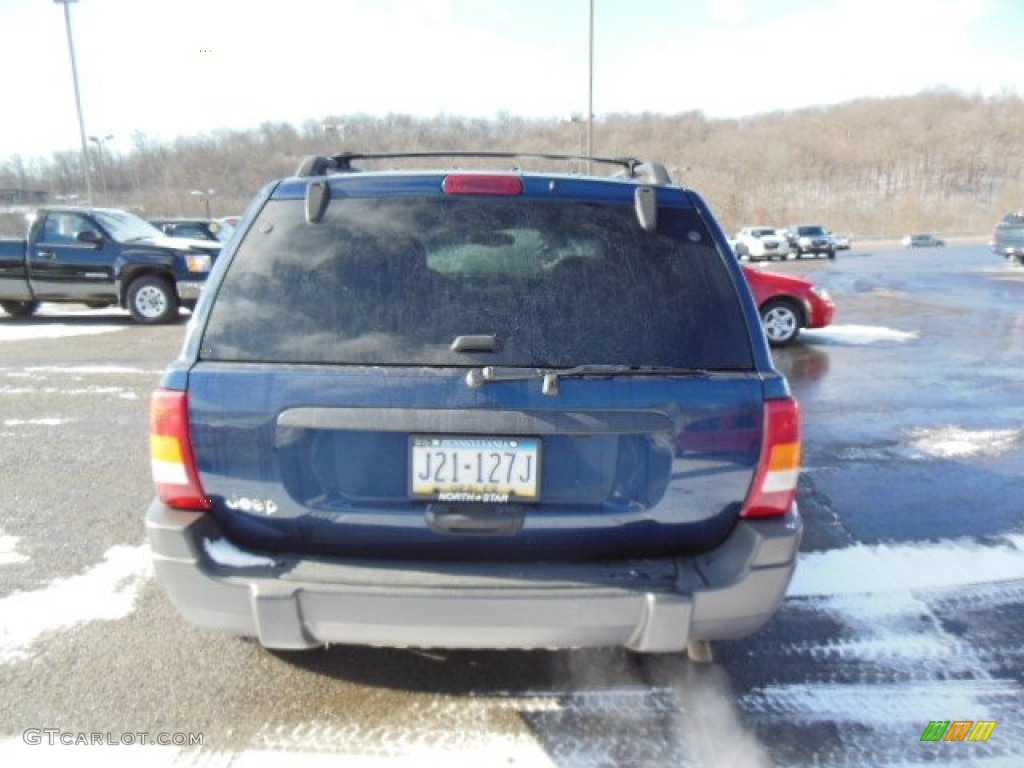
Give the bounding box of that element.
[176,281,204,301]
[146,502,802,653]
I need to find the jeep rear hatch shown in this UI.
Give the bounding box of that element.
[173,180,797,561]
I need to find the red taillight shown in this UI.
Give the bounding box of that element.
[149,389,210,510]
[442,174,523,196]
[741,398,801,518]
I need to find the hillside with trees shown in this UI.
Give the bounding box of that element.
[2,88,1022,238]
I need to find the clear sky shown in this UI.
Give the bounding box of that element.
[1,0,1021,163]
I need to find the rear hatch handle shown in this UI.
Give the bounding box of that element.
[425,503,526,536]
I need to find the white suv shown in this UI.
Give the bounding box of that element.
[733,226,792,261]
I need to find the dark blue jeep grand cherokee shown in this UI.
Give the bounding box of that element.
[146,152,802,659]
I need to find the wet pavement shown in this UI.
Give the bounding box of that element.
[1,244,1022,766]
[770,245,1024,546]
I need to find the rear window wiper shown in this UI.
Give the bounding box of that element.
[465,364,708,396]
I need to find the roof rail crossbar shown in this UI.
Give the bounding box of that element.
[295,152,675,184]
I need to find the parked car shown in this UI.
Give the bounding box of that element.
[146,151,803,661]
[742,266,836,346]
[149,217,235,245]
[902,233,945,248]
[989,212,1024,265]
[827,231,852,250]
[784,225,835,259]
[0,206,217,322]
[733,226,792,261]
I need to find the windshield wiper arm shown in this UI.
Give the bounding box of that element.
[465,364,708,396]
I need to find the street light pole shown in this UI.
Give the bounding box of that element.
[587,0,594,167]
[88,134,112,204]
[191,189,215,219]
[54,0,94,204]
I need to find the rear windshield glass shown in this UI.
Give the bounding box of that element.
[201,196,754,369]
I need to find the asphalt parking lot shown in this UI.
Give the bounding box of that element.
[1,243,1021,767]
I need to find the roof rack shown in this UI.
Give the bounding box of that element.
[294,152,674,186]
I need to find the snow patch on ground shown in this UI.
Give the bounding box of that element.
[834,425,1022,463]
[750,540,1023,763]
[865,287,907,298]
[204,538,277,568]
[3,418,71,427]
[0,366,151,400]
[0,531,27,566]
[0,545,152,663]
[802,324,919,345]
[24,365,156,375]
[0,384,138,398]
[789,535,1024,597]
[37,303,127,317]
[254,722,557,766]
[908,426,1020,458]
[2,371,46,379]
[744,679,1011,725]
[0,324,124,342]
[0,742,532,768]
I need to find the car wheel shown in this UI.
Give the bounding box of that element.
[1,300,40,318]
[760,300,802,346]
[127,276,179,324]
[827,249,836,259]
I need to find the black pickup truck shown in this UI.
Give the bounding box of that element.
[0,206,219,323]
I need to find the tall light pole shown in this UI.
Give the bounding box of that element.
[54,0,94,204]
[191,189,215,218]
[89,134,112,204]
[587,0,594,165]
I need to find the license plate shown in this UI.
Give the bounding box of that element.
[410,436,540,503]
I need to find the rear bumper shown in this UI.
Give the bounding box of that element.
[146,501,802,653]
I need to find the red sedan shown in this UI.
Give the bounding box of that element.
[742,266,836,346]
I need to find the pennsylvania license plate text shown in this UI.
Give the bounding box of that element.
[410,436,540,502]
